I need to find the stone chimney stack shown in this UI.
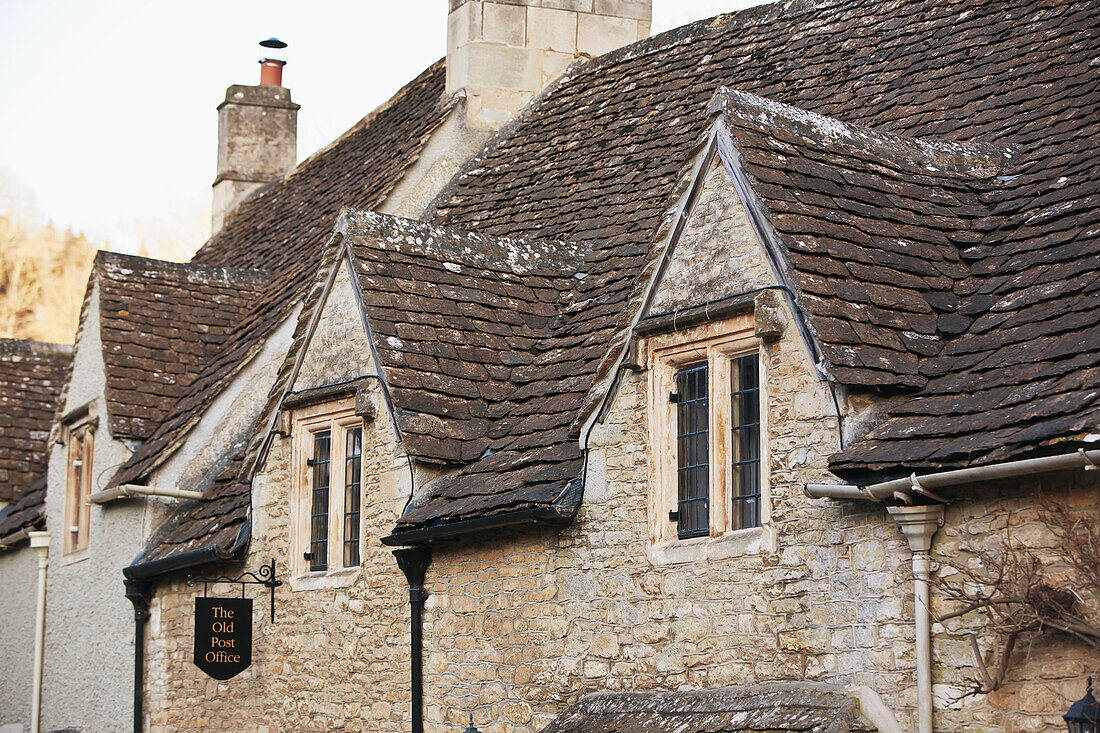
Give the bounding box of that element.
[212,38,299,233]
[447,0,652,129]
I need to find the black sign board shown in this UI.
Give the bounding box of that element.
[194,596,252,680]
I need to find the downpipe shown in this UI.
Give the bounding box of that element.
[28,531,49,733]
[888,505,944,733]
[393,546,432,733]
[124,579,152,733]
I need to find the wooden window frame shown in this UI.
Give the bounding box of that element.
[290,399,364,580]
[646,315,768,546]
[63,422,95,555]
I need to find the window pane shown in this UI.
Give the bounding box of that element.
[675,363,709,539]
[343,427,362,568]
[310,432,331,571]
[730,354,761,530]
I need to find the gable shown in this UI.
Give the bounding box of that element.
[291,259,376,394]
[647,158,776,319]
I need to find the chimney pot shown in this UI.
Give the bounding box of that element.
[259,58,286,86]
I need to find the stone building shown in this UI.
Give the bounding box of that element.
[1,0,1098,731]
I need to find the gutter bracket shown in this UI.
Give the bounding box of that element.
[1079,448,1098,471]
[909,473,949,504]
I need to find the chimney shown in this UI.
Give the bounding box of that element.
[447,0,652,129]
[212,38,299,233]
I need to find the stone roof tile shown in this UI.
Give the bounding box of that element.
[0,339,71,504]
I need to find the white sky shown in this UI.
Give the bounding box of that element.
[0,0,760,254]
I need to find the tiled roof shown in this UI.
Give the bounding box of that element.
[134,0,1099,559]
[96,252,269,440]
[139,212,587,561]
[346,214,589,528]
[0,479,46,543]
[713,90,1007,389]
[0,339,71,504]
[829,158,1100,472]
[122,62,456,563]
[111,59,450,490]
[541,684,875,733]
[686,88,1100,477]
[429,0,1099,483]
[345,213,585,464]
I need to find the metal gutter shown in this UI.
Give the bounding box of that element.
[805,448,1100,502]
[0,528,30,549]
[381,505,574,547]
[88,484,205,505]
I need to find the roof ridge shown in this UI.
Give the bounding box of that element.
[711,87,1015,177]
[96,250,270,284]
[0,338,73,358]
[339,208,586,275]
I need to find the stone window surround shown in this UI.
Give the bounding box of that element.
[61,416,97,562]
[644,314,775,564]
[289,398,365,591]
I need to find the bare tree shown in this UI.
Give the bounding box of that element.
[0,211,97,344]
[931,504,1100,697]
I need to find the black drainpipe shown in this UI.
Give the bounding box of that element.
[393,546,432,733]
[124,578,152,733]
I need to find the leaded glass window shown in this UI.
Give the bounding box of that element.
[730,354,761,530]
[308,431,331,571]
[343,427,362,568]
[674,363,710,539]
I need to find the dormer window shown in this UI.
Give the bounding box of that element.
[647,315,767,547]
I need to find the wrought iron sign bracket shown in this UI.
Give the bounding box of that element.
[187,558,283,621]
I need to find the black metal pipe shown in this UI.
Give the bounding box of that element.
[124,579,152,733]
[393,546,431,733]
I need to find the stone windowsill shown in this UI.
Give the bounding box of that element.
[289,565,360,592]
[646,525,775,566]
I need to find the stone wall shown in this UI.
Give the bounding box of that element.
[145,377,414,732]
[140,306,1099,732]
[447,0,651,128]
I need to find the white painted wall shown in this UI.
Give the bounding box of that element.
[0,545,37,731]
[39,280,166,733]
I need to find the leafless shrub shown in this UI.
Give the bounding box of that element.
[932,504,1100,697]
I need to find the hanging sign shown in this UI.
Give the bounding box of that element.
[194,596,253,680]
